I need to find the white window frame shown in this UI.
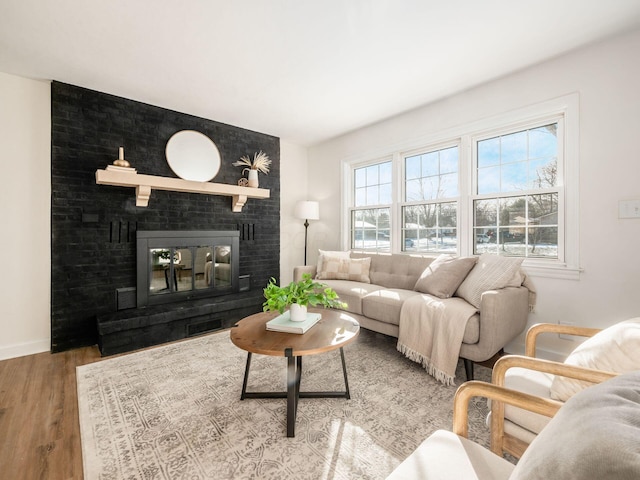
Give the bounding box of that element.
[469,116,564,261]
[346,156,395,252]
[341,93,580,279]
[400,141,461,254]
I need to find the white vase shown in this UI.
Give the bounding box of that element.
[289,303,307,322]
[247,169,259,188]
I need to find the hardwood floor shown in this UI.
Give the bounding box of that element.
[0,337,498,479]
[0,346,102,480]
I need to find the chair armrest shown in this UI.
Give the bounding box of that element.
[525,323,601,357]
[492,354,617,387]
[489,354,617,456]
[293,265,317,282]
[452,380,562,439]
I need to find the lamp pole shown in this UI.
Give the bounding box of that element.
[303,218,310,265]
[294,201,320,266]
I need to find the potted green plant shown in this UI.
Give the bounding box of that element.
[263,274,347,321]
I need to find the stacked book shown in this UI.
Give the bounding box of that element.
[266,311,322,334]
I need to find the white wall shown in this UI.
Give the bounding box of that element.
[0,72,51,360]
[279,141,312,284]
[307,29,640,359]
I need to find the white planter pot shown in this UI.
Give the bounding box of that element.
[247,169,259,188]
[289,303,307,322]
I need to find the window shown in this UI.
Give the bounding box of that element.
[342,94,578,277]
[350,161,392,251]
[473,123,560,258]
[402,146,459,253]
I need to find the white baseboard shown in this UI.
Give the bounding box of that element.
[0,338,50,361]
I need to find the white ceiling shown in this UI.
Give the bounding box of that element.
[1,1,640,146]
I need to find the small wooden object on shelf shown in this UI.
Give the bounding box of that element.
[113,146,132,168]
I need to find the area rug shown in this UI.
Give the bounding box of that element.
[77,328,492,479]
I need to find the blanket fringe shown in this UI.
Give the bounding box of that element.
[397,343,456,386]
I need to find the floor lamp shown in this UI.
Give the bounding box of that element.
[294,201,320,265]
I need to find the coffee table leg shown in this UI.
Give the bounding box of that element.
[239,348,350,437]
[240,352,252,400]
[296,356,302,399]
[285,348,297,437]
[340,347,351,400]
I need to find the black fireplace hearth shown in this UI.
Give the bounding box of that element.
[97,289,264,356]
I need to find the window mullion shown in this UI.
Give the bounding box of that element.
[459,135,472,257]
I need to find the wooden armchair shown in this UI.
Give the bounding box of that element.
[489,323,618,458]
[388,372,640,479]
[387,380,562,479]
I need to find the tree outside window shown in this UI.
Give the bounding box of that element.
[351,161,392,251]
[474,123,559,258]
[402,146,459,253]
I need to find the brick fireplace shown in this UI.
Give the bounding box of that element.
[51,82,280,354]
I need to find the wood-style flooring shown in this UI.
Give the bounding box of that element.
[0,346,101,480]
[0,339,501,479]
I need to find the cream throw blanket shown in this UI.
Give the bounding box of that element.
[397,295,477,386]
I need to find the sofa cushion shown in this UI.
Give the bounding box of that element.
[352,252,435,290]
[414,254,477,298]
[550,318,640,401]
[511,371,640,480]
[319,279,382,316]
[317,256,371,283]
[455,254,523,309]
[362,289,422,326]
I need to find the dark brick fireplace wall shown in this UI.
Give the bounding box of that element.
[51,82,280,352]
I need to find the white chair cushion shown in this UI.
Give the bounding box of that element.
[386,430,514,480]
[503,367,554,436]
[487,367,555,441]
[550,318,640,401]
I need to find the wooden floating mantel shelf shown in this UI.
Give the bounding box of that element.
[95,167,270,212]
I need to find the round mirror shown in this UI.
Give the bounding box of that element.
[165,130,221,182]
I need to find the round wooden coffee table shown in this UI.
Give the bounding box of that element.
[230,308,360,437]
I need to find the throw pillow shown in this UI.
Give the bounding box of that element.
[511,371,640,480]
[455,253,524,309]
[317,257,371,283]
[316,249,350,276]
[413,254,477,298]
[549,318,640,401]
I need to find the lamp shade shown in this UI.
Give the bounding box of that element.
[294,201,320,220]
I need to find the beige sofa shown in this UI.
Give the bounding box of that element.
[294,252,530,380]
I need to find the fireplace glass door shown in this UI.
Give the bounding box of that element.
[137,231,240,307]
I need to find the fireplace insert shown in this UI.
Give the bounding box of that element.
[136,230,239,307]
